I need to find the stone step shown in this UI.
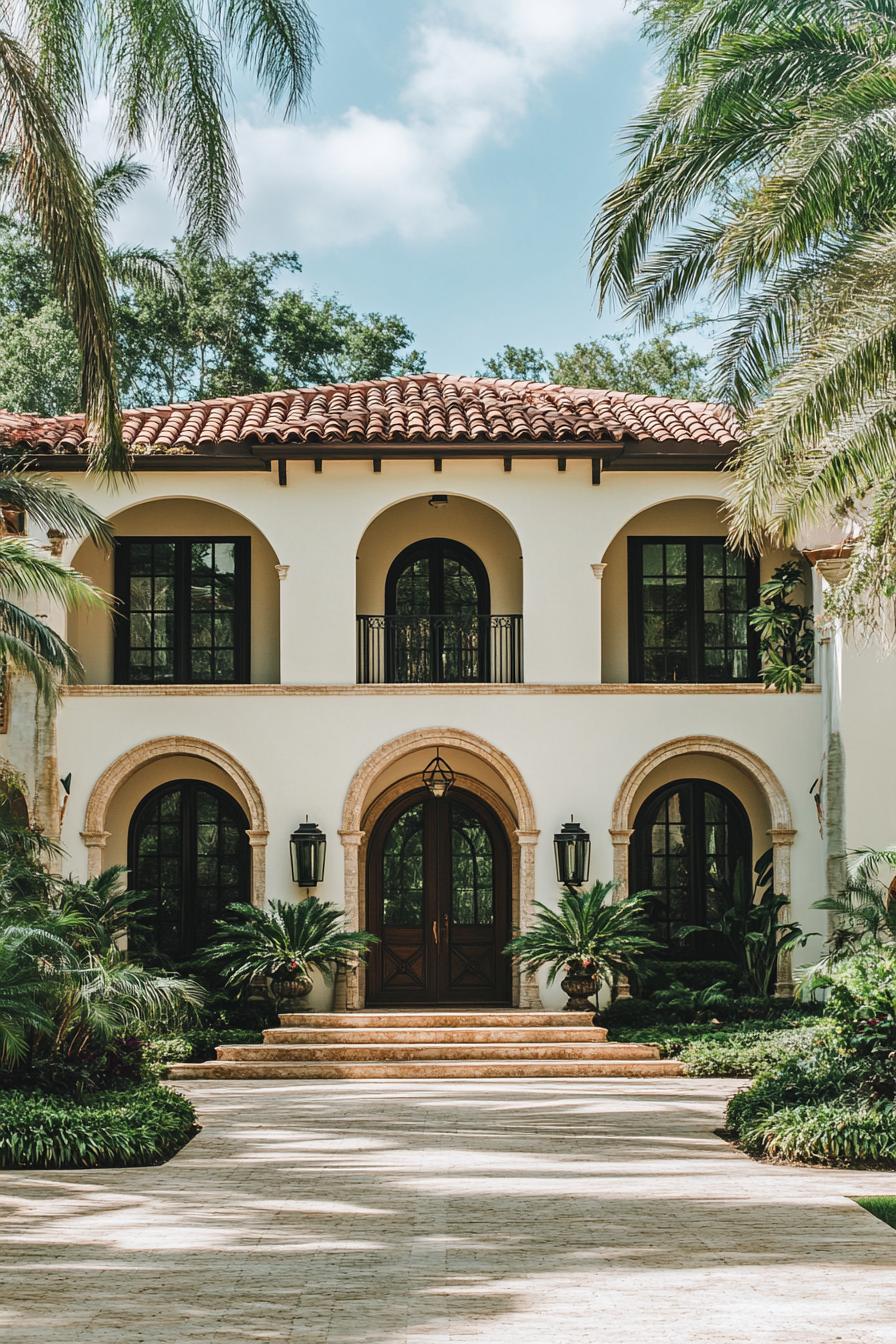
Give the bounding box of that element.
[276,1011,595,1029]
[169,1058,684,1080]
[263,1025,609,1045]
[218,1042,658,1062]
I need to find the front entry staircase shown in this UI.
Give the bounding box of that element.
[167,1010,683,1080]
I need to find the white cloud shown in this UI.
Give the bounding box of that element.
[94,0,632,253]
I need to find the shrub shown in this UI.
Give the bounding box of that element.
[600,996,661,1027]
[0,1084,198,1169]
[144,1027,261,1067]
[681,1024,828,1077]
[736,1101,896,1167]
[639,959,740,993]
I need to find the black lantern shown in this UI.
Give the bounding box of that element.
[422,749,455,798]
[289,818,327,887]
[553,816,591,888]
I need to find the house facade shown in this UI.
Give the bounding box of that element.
[0,374,882,1009]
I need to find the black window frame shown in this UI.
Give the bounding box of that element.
[630,778,752,949]
[114,536,251,685]
[385,537,490,619]
[628,535,760,683]
[127,779,250,961]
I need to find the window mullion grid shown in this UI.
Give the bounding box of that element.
[174,540,189,684]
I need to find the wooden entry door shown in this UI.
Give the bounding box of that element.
[365,787,511,1006]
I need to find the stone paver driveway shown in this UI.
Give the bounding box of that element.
[1,1079,896,1343]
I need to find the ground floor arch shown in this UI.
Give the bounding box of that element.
[339,727,540,1009]
[610,735,796,993]
[82,735,269,911]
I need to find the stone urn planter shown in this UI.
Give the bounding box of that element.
[273,970,313,1012]
[560,961,598,1012]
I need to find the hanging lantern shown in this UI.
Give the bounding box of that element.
[289,818,327,887]
[553,816,591,888]
[422,749,455,798]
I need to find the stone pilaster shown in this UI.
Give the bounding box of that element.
[515,828,542,1008]
[339,829,364,1010]
[591,562,607,683]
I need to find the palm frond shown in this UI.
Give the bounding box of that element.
[0,473,113,547]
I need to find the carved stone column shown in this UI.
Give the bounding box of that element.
[610,826,634,998]
[246,829,269,909]
[770,825,797,996]
[591,562,607,683]
[81,829,110,879]
[339,829,364,1010]
[515,828,542,1008]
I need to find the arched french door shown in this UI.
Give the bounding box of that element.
[365,787,511,1006]
[385,538,490,682]
[630,779,751,949]
[128,780,250,960]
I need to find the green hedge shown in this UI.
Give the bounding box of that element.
[0,1085,198,1169]
[144,1027,261,1067]
[735,1101,896,1167]
[680,1024,828,1077]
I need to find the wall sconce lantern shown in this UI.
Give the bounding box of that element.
[289,817,327,887]
[422,749,455,798]
[553,816,591,889]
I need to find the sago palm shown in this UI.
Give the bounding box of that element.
[590,0,896,625]
[197,898,377,988]
[0,472,112,699]
[0,1,319,472]
[503,881,660,987]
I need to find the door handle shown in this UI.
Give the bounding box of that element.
[432,920,439,945]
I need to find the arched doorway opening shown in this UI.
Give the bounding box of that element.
[365,785,511,1006]
[128,779,250,960]
[385,537,491,682]
[630,779,752,950]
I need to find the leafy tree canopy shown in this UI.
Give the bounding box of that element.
[0,218,426,413]
[478,324,710,399]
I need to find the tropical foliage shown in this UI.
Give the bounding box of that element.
[504,881,660,987]
[749,561,815,692]
[0,0,319,470]
[677,850,810,995]
[813,845,896,958]
[592,0,896,629]
[0,839,204,1087]
[0,474,111,698]
[197,898,377,992]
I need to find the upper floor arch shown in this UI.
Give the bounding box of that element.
[355,495,523,684]
[69,496,281,685]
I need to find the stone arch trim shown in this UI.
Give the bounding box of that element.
[82,736,269,907]
[341,727,536,834]
[338,728,540,1010]
[610,735,796,995]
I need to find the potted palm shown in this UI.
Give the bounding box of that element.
[504,881,660,1011]
[197,898,378,1011]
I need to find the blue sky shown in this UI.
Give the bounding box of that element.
[97,0,654,375]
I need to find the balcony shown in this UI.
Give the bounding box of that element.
[357,614,523,684]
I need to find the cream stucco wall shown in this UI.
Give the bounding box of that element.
[69,498,281,684]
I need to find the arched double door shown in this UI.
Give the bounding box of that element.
[366,787,511,1006]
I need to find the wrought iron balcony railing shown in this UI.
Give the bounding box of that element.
[357,614,523,684]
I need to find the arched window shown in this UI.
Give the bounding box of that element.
[630,779,751,946]
[384,538,490,682]
[128,780,250,960]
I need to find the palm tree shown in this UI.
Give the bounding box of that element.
[504,881,660,991]
[0,472,111,699]
[0,2,319,472]
[590,1,896,625]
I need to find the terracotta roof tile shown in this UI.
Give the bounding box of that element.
[0,374,741,456]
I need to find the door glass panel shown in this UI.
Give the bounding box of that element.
[394,557,431,615]
[450,803,494,926]
[701,543,750,682]
[130,782,247,959]
[382,802,424,926]
[190,541,238,683]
